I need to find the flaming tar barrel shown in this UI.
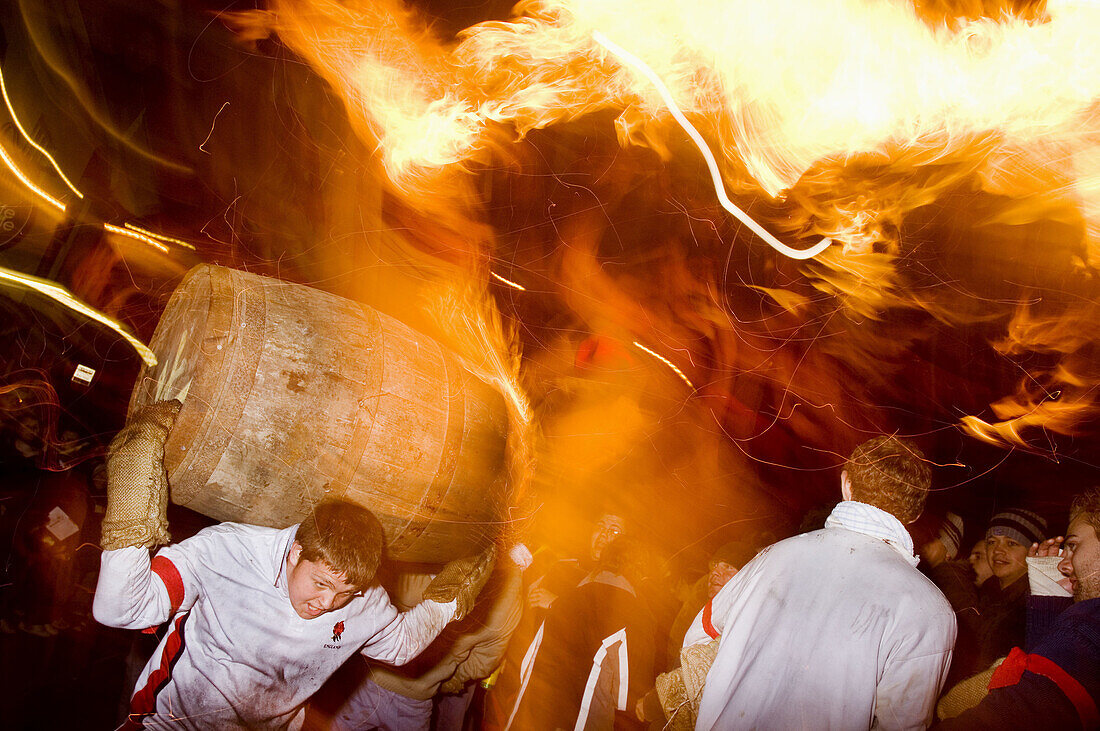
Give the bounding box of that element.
[127,264,509,563]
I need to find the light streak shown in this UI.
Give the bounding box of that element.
[123,222,197,250]
[593,31,832,261]
[0,264,157,367]
[0,140,66,212]
[632,340,695,389]
[0,64,83,200]
[491,271,527,291]
[103,223,170,254]
[199,101,231,154]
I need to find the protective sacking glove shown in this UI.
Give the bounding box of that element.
[101,400,182,551]
[423,545,497,621]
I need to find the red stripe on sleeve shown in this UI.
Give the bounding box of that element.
[127,613,187,725]
[988,648,1099,728]
[1026,654,1100,728]
[702,598,720,639]
[151,556,185,613]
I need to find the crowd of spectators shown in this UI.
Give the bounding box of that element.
[2,416,1098,730]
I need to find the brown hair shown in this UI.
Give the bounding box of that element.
[845,436,930,524]
[295,501,385,589]
[1070,488,1100,535]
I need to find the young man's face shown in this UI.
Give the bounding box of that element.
[590,514,626,562]
[286,542,361,619]
[986,534,1029,588]
[1059,518,1100,602]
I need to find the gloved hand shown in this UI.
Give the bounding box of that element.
[101,400,181,551]
[423,545,496,622]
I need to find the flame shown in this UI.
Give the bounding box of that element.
[245,0,1100,451]
[253,1,1099,236]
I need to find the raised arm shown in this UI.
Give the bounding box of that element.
[92,400,181,630]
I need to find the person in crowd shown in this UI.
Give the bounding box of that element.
[93,401,493,729]
[504,535,657,730]
[634,540,760,729]
[968,537,994,587]
[664,541,758,671]
[483,510,629,728]
[317,555,524,731]
[685,435,955,729]
[935,488,1100,729]
[920,512,983,687]
[972,507,1047,672]
[525,512,626,612]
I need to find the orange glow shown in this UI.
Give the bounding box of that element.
[248,0,1100,449]
[592,31,832,260]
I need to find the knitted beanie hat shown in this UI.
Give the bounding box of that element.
[937,512,965,560]
[985,508,1046,546]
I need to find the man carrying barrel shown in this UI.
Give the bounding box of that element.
[93,401,494,730]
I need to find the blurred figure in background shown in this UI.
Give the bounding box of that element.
[483,511,628,729]
[504,535,657,730]
[634,540,760,729]
[0,467,90,636]
[968,538,994,588]
[919,512,985,688]
[665,541,759,670]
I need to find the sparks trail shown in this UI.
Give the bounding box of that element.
[592,31,832,261]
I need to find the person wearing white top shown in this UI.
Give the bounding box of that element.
[93,401,493,730]
[685,436,956,730]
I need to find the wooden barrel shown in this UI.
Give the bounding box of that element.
[128,264,509,562]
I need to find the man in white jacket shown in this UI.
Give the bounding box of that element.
[685,435,956,730]
[93,401,492,730]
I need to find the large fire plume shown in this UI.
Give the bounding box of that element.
[236,0,1100,458]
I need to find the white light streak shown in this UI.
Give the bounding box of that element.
[0,64,83,200]
[123,222,197,250]
[0,264,157,366]
[0,140,66,212]
[103,223,170,253]
[593,31,832,261]
[632,340,695,389]
[491,271,527,291]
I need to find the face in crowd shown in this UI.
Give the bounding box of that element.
[985,534,1029,588]
[707,560,739,599]
[968,540,993,587]
[590,514,626,562]
[286,542,362,619]
[1060,516,1100,603]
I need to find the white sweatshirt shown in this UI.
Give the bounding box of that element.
[686,503,956,731]
[94,523,455,730]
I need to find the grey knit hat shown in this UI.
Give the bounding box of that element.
[985,507,1046,547]
[938,512,965,560]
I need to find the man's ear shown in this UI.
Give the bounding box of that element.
[841,470,853,502]
[288,541,303,567]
